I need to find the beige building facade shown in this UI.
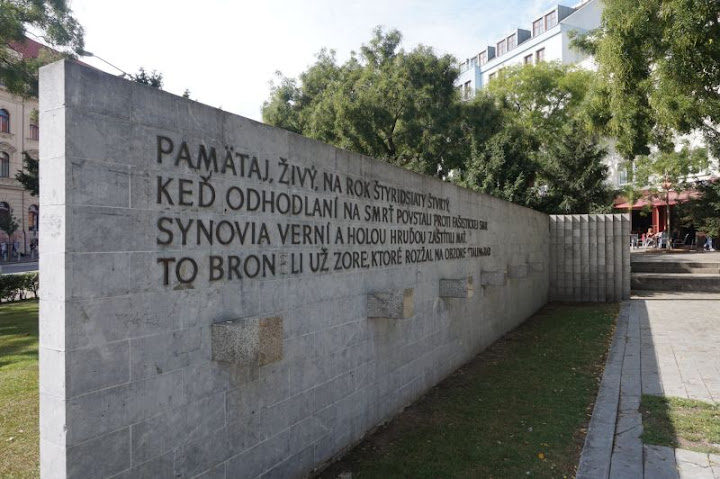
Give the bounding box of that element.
[0,61,40,257]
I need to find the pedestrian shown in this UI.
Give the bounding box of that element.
[704,234,715,251]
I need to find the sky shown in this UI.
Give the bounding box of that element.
[70,0,561,121]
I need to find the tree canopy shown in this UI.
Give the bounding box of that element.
[132,67,163,89]
[263,27,472,176]
[0,0,85,97]
[474,63,612,213]
[263,29,615,214]
[579,0,720,158]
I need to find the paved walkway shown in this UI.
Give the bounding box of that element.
[577,292,720,479]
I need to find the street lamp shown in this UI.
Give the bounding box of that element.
[81,51,130,79]
[662,174,672,249]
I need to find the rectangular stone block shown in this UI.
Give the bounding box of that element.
[67,428,130,479]
[439,277,473,298]
[367,288,414,319]
[66,341,130,397]
[131,394,225,464]
[131,328,207,380]
[66,371,184,446]
[480,270,506,286]
[507,264,528,279]
[211,316,283,365]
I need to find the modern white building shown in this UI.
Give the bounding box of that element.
[457,0,601,100]
[454,0,718,235]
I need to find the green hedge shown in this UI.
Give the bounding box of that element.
[0,273,39,302]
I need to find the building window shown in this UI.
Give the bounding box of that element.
[0,109,9,134]
[479,51,487,65]
[536,48,545,63]
[546,10,558,30]
[29,124,39,140]
[496,39,507,57]
[507,34,517,51]
[463,81,472,100]
[533,18,545,37]
[0,152,9,178]
[618,168,628,186]
[488,72,497,83]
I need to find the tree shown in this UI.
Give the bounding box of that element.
[15,151,38,196]
[262,27,469,176]
[486,62,594,142]
[0,0,84,96]
[675,180,720,238]
[459,122,539,206]
[480,63,612,213]
[577,0,720,157]
[536,121,611,214]
[132,67,163,89]
[0,212,20,242]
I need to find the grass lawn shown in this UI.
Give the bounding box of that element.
[641,395,720,455]
[317,303,618,479]
[0,300,39,479]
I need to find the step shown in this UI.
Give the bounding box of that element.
[631,273,720,293]
[631,261,720,274]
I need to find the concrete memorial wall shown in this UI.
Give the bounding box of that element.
[39,60,552,479]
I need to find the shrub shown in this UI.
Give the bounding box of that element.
[0,273,39,302]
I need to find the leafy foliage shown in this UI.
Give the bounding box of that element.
[675,179,720,237]
[263,27,469,176]
[0,213,20,240]
[578,0,720,157]
[536,121,612,214]
[15,152,38,197]
[0,0,84,97]
[132,67,163,89]
[0,273,38,302]
[471,63,612,213]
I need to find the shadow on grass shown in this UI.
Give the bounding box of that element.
[314,302,618,479]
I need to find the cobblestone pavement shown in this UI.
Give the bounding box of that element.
[577,292,720,479]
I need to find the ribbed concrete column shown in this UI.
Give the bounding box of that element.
[588,215,598,302]
[605,214,615,302]
[621,214,631,299]
[614,214,623,302]
[580,215,590,302]
[564,216,573,301]
[572,215,582,301]
[596,215,607,302]
[555,216,567,299]
[549,216,557,300]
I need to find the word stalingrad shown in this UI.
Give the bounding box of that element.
[154,136,491,286]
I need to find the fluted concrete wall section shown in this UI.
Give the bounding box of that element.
[549,214,630,302]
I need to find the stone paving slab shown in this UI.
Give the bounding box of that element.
[578,292,720,479]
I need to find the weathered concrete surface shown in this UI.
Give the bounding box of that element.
[39,61,551,479]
